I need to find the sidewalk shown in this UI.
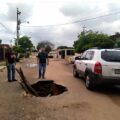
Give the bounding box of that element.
[0,66,6,70]
[0,61,6,71]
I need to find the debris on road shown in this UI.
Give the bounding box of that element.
[26,63,38,68]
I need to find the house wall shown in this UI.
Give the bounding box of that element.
[0,44,10,61]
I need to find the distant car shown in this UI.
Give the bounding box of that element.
[48,51,57,58]
[73,48,120,90]
[48,52,54,58]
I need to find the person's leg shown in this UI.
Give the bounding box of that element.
[39,64,42,78]
[12,63,16,81]
[40,63,43,78]
[42,63,46,79]
[7,64,12,81]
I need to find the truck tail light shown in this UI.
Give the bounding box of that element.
[94,61,102,74]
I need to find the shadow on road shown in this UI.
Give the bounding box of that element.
[94,85,120,95]
[75,76,120,96]
[76,76,120,96]
[75,78,120,107]
[94,85,120,106]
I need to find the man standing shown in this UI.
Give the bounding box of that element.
[37,47,49,79]
[6,48,16,82]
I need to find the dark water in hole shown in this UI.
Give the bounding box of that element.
[31,80,68,97]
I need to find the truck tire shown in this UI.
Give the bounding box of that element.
[73,67,79,78]
[85,74,94,90]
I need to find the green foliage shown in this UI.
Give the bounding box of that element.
[74,30,115,52]
[37,41,54,53]
[13,46,24,53]
[115,41,120,47]
[18,36,33,52]
[0,39,2,44]
[13,36,33,59]
[19,53,25,58]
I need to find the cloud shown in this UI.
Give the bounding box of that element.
[98,20,120,34]
[20,24,80,47]
[60,3,102,18]
[59,1,120,36]
[7,3,33,22]
[61,2,119,22]
[0,31,16,44]
[0,2,33,44]
[1,0,120,47]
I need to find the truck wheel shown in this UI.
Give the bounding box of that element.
[85,75,94,90]
[73,67,79,78]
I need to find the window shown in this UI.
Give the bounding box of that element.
[66,50,75,55]
[80,51,87,59]
[85,51,94,60]
[101,50,120,62]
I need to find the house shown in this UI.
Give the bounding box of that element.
[0,44,10,61]
[58,48,74,59]
[111,32,120,41]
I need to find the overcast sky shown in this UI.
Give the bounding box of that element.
[0,0,120,47]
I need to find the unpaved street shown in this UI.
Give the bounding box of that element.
[0,54,120,120]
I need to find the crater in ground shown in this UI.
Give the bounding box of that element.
[31,80,68,97]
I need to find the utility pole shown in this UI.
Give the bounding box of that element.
[16,8,21,46]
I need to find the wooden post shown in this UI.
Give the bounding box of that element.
[16,68,39,97]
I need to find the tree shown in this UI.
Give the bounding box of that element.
[0,39,2,44]
[74,30,115,53]
[18,36,33,53]
[57,46,68,49]
[37,41,54,53]
[115,41,120,47]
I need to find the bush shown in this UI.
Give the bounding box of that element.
[25,52,30,58]
[19,54,25,58]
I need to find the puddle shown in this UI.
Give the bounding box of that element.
[26,63,38,68]
[31,80,68,97]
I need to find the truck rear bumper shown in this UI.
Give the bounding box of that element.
[91,74,120,85]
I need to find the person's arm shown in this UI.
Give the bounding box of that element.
[37,53,39,64]
[13,53,16,65]
[13,52,16,59]
[5,53,9,66]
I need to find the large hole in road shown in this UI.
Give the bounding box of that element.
[31,80,68,97]
[16,68,67,97]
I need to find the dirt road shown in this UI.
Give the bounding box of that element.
[0,54,120,120]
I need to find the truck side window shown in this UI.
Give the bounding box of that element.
[85,51,94,60]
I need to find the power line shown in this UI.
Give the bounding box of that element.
[0,22,14,34]
[70,8,120,21]
[21,11,120,28]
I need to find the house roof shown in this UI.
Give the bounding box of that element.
[110,33,120,40]
[0,44,10,48]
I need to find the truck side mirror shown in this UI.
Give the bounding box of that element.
[75,56,81,60]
